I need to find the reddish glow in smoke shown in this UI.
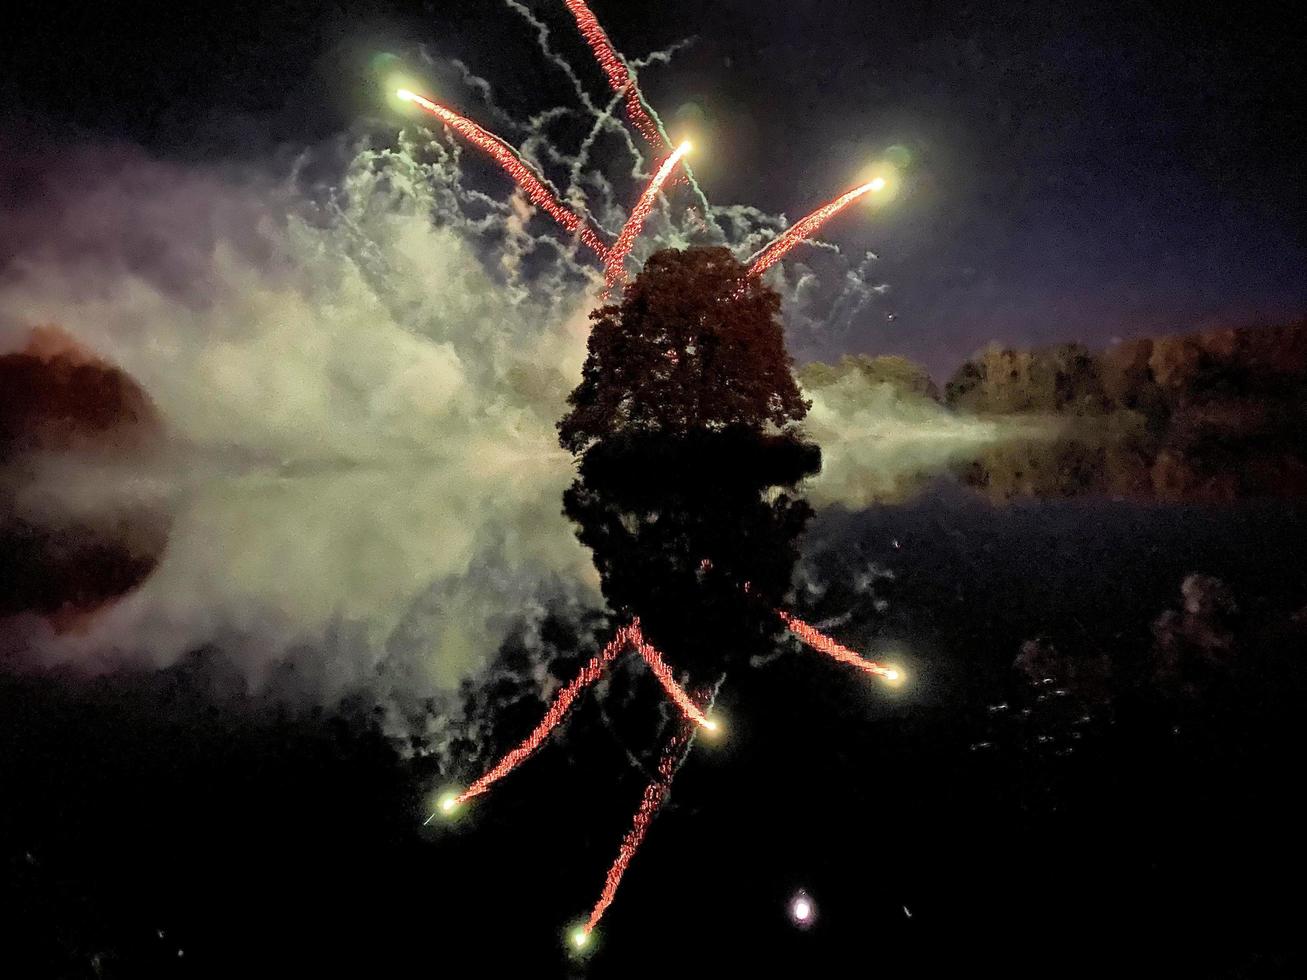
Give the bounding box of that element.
[563,0,665,149]
[631,624,717,731]
[585,724,691,933]
[604,141,693,290]
[397,89,610,261]
[747,178,886,279]
[778,611,900,680]
[455,624,637,804]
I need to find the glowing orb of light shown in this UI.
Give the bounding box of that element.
[869,176,887,192]
[425,788,465,823]
[880,665,906,687]
[788,889,817,929]
[700,713,726,739]
[567,925,593,952]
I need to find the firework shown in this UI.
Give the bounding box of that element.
[747,177,887,279]
[446,624,637,810]
[631,625,719,732]
[604,140,693,290]
[778,611,902,682]
[563,0,665,148]
[397,89,610,261]
[584,723,691,934]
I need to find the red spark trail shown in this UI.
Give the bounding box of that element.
[778,610,901,680]
[604,141,692,291]
[398,89,610,262]
[563,0,666,149]
[455,623,637,804]
[747,178,885,279]
[631,624,716,730]
[585,723,692,933]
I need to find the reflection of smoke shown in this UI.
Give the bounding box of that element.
[801,372,1031,508]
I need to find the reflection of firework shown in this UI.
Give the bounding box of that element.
[788,888,817,929]
[434,606,901,939]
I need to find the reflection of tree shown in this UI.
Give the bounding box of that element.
[564,430,820,675]
[0,511,167,627]
[958,427,1307,503]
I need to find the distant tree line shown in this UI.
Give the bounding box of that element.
[940,322,1307,427]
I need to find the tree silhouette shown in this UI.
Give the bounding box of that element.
[558,247,810,453]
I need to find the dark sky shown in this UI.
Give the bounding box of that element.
[4,0,1303,377]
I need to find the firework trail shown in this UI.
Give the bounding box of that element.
[448,624,638,808]
[502,0,718,227]
[778,610,901,681]
[631,624,717,731]
[604,140,693,290]
[563,0,666,149]
[747,178,886,279]
[398,89,611,261]
[584,722,691,935]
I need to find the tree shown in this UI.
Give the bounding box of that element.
[557,246,810,453]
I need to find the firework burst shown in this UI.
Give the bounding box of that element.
[403,0,909,946]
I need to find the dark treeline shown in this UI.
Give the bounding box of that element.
[802,322,1307,436]
[941,321,1307,431]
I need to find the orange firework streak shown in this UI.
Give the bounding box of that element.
[585,722,692,933]
[397,89,610,262]
[563,0,666,149]
[455,624,638,804]
[630,624,716,730]
[778,610,900,680]
[604,141,692,290]
[747,179,884,279]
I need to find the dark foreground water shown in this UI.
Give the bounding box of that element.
[3,437,1305,977]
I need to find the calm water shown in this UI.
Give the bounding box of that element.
[3,433,1305,976]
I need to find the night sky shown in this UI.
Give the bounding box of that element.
[4,0,1304,378]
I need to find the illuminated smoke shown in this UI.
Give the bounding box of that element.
[584,721,692,934]
[631,624,717,731]
[563,0,666,149]
[397,89,611,261]
[603,140,693,290]
[748,178,886,280]
[778,610,902,681]
[451,623,638,807]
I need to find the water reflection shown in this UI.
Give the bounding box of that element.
[564,431,820,674]
[958,428,1307,503]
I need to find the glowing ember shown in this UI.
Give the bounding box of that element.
[789,889,817,928]
[747,178,888,280]
[603,140,693,291]
[564,0,666,148]
[778,611,902,681]
[397,89,610,261]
